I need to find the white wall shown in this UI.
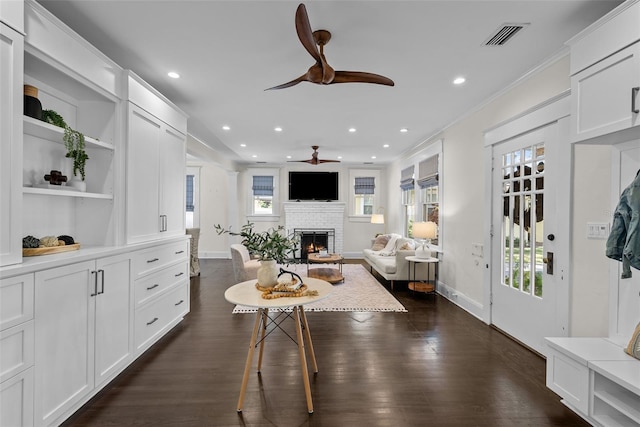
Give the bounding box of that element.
[388,56,574,313]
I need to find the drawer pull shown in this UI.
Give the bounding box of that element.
[147,284,159,291]
[175,272,184,277]
[175,250,184,254]
[147,258,159,263]
[175,299,184,306]
[147,317,159,326]
[633,87,640,114]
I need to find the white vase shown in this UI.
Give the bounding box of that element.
[257,259,278,287]
[67,177,86,192]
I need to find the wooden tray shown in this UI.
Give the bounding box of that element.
[23,243,80,257]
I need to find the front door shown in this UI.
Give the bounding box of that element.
[490,124,561,354]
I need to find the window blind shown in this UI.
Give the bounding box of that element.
[400,166,414,190]
[417,154,439,188]
[354,177,375,194]
[186,175,194,212]
[252,175,274,196]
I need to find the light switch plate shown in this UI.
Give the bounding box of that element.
[587,223,609,239]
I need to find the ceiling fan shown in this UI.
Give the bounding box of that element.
[266,3,395,90]
[289,146,340,165]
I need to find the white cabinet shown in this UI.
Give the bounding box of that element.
[126,105,186,243]
[0,22,23,267]
[571,42,640,142]
[568,0,640,143]
[131,241,190,354]
[34,254,132,426]
[0,274,34,427]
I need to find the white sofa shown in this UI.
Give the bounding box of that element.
[363,234,429,289]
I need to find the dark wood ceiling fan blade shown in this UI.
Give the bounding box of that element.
[332,71,395,86]
[265,74,308,91]
[295,4,322,63]
[317,159,341,163]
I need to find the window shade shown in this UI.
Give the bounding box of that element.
[354,177,375,194]
[400,166,414,190]
[252,175,273,196]
[417,154,439,188]
[186,175,194,212]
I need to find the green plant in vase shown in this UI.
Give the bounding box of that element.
[215,222,299,286]
[42,110,89,186]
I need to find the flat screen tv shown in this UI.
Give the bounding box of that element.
[288,171,339,201]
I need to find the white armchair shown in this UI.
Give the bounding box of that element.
[230,244,260,283]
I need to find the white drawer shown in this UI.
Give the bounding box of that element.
[0,320,34,383]
[0,274,34,331]
[546,347,590,415]
[134,262,188,306]
[0,367,34,427]
[132,241,188,278]
[134,283,189,352]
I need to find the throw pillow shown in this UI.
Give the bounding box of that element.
[625,322,640,359]
[372,235,390,251]
[397,239,416,251]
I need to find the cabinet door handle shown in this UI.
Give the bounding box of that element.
[98,269,105,295]
[90,270,98,297]
[146,317,159,326]
[633,87,640,114]
[175,250,184,254]
[147,284,159,290]
[147,258,159,263]
[175,272,184,277]
[175,299,184,306]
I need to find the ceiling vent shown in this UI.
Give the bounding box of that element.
[484,23,529,46]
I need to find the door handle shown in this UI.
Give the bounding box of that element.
[632,87,639,114]
[98,269,105,294]
[543,252,554,275]
[90,270,98,297]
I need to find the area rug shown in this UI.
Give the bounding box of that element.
[231,264,407,313]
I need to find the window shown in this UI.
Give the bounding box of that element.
[247,168,280,220]
[252,175,273,215]
[185,167,200,228]
[354,176,375,215]
[400,166,415,236]
[418,154,439,244]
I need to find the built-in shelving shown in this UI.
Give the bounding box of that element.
[23,187,113,199]
[23,116,115,151]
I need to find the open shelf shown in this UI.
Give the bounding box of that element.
[23,187,113,200]
[23,116,114,151]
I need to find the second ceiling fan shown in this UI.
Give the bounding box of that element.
[266,3,395,90]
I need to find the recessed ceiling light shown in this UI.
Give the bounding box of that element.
[274,127,283,132]
[252,154,257,158]
[371,156,377,159]
[383,144,389,148]
[453,76,466,85]
[240,143,246,147]
[286,155,291,159]
[348,128,356,133]
[222,125,230,131]
[167,71,180,79]
[400,128,408,133]
[337,156,343,159]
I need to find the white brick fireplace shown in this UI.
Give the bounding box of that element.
[283,202,345,255]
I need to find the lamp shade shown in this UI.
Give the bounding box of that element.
[370,214,385,224]
[412,221,437,239]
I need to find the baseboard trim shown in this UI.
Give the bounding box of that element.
[437,281,484,322]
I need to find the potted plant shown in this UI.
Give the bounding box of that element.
[215,222,299,286]
[42,110,89,190]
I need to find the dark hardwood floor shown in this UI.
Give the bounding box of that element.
[63,259,588,426]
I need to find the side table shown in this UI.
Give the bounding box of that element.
[224,278,334,414]
[306,253,344,284]
[405,255,439,294]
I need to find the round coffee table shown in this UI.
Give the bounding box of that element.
[306,253,344,284]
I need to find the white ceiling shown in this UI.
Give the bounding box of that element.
[39,0,622,166]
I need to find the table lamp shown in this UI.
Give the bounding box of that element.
[412,221,437,258]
